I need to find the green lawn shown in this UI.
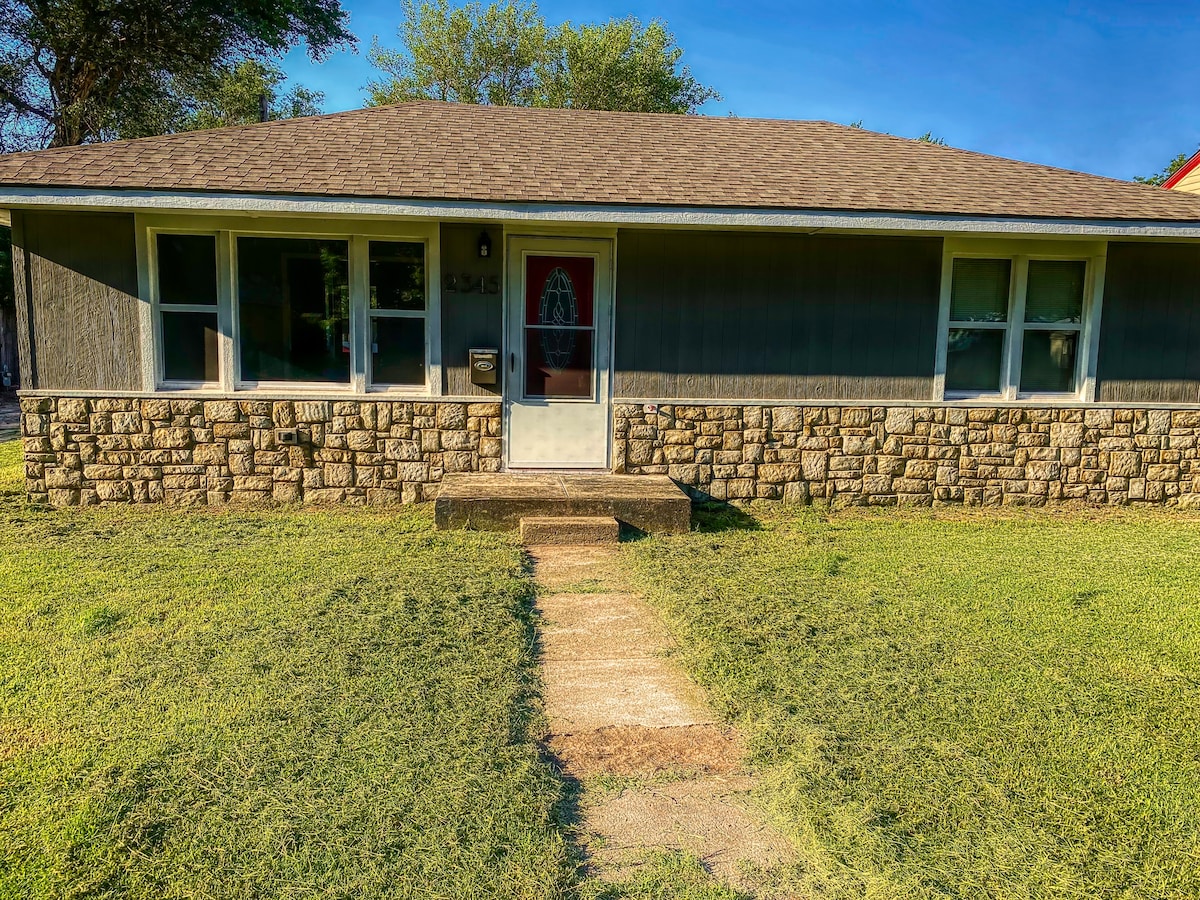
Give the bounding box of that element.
[7,434,1200,900]
[0,440,570,899]
[623,504,1200,900]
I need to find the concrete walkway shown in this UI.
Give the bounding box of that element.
[0,392,19,443]
[529,544,790,891]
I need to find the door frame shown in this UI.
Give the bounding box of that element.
[503,233,615,470]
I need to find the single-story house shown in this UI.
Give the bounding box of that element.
[1164,149,1200,194]
[3,101,1200,507]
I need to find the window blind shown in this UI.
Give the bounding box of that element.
[950,258,1010,322]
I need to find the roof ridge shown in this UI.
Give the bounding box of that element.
[814,120,1200,200]
[2,100,1199,222]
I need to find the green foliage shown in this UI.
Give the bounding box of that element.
[0,0,353,149]
[369,0,549,106]
[915,130,946,145]
[367,0,719,114]
[1135,151,1192,186]
[0,443,571,898]
[625,505,1200,899]
[539,18,720,114]
[179,60,325,132]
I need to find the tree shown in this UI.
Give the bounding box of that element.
[916,131,946,146]
[366,0,719,114]
[0,0,353,150]
[179,60,324,132]
[367,0,548,106]
[1136,151,1192,187]
[538,18,718,114]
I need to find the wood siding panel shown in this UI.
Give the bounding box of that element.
[15,210,141,391]
[440,224,503,396]
[613,230,942,400]
[10,212,32,388]
[1172,165,1200,196]
[1097,242,1200,404]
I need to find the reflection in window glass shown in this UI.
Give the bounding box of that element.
[237,237,350,383]
[945,328,1004,393]
[162,311,218,382]
[1021,330,1078,393]
[372,317,425,385]
[1025,260,1085,323]
[157,234,217,305]
[950,258,1010,322]
[525,328,593,398]
[369,241,425,310]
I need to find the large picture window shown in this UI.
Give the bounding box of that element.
[151,227,432,391]
[944,255,1088,397]
[156,233,219,384]
[237,237,351,385]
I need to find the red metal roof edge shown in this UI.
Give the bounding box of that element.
[1162,148,1200,189]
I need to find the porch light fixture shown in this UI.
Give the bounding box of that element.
[478,230,492,258]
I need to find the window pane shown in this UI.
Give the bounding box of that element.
[1025,260,1085,323]
[371,316,425,385]
[162,311,218,382]
[370,241,426,311]
[237,237,350,383]
[525,327,594,398]
[525,255,595,328]
[945,328,1004,393]
[157,234,217,305]
[951,258,1010,322]
[1021,330,1078,393]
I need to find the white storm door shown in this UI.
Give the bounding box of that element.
[505,237,612,469]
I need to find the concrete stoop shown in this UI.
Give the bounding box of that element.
[520,516,619,545]
[435,473,691,533]
[528,545,791,894]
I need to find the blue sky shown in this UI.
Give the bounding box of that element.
[281,1,1200,181]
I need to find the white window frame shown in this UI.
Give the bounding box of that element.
[136,214,441,395]
[934,238,1107,402]
[145,229,225,390]
[359,236,435,394]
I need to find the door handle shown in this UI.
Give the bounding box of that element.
[510,352,515,373]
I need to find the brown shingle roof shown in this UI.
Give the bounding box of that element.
[1,101,1198,222]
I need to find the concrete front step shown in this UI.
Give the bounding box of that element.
[520,516,619,545]
[435,473,692,533]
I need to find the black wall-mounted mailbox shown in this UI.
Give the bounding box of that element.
[469,348,499,385]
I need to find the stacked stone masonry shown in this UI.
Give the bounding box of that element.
[20,397,1200,508]
[614,403,1200,507]
[22,397,502,506]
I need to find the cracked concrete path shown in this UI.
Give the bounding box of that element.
[528,543,792,892]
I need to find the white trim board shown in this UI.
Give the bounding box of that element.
[16,387,1200,412]
[5,186,1200,239]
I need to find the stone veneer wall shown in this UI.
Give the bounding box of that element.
[614,403,1200,507]
[22,397,502,506]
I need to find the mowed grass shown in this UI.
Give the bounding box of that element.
[0,440,571,900]
[623,503,1200,900]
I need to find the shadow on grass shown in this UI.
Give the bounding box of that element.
[520,549,592,886]
[690,501,762,534]
[617,502,763,543]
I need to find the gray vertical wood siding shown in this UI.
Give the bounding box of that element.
[12,210,141,391]
[614,230,942,400]
[440,223,503,396]
[1097,242,1200,404]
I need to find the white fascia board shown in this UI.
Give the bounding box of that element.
[2,186,1200,238]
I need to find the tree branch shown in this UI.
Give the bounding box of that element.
[0,82,52,123]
